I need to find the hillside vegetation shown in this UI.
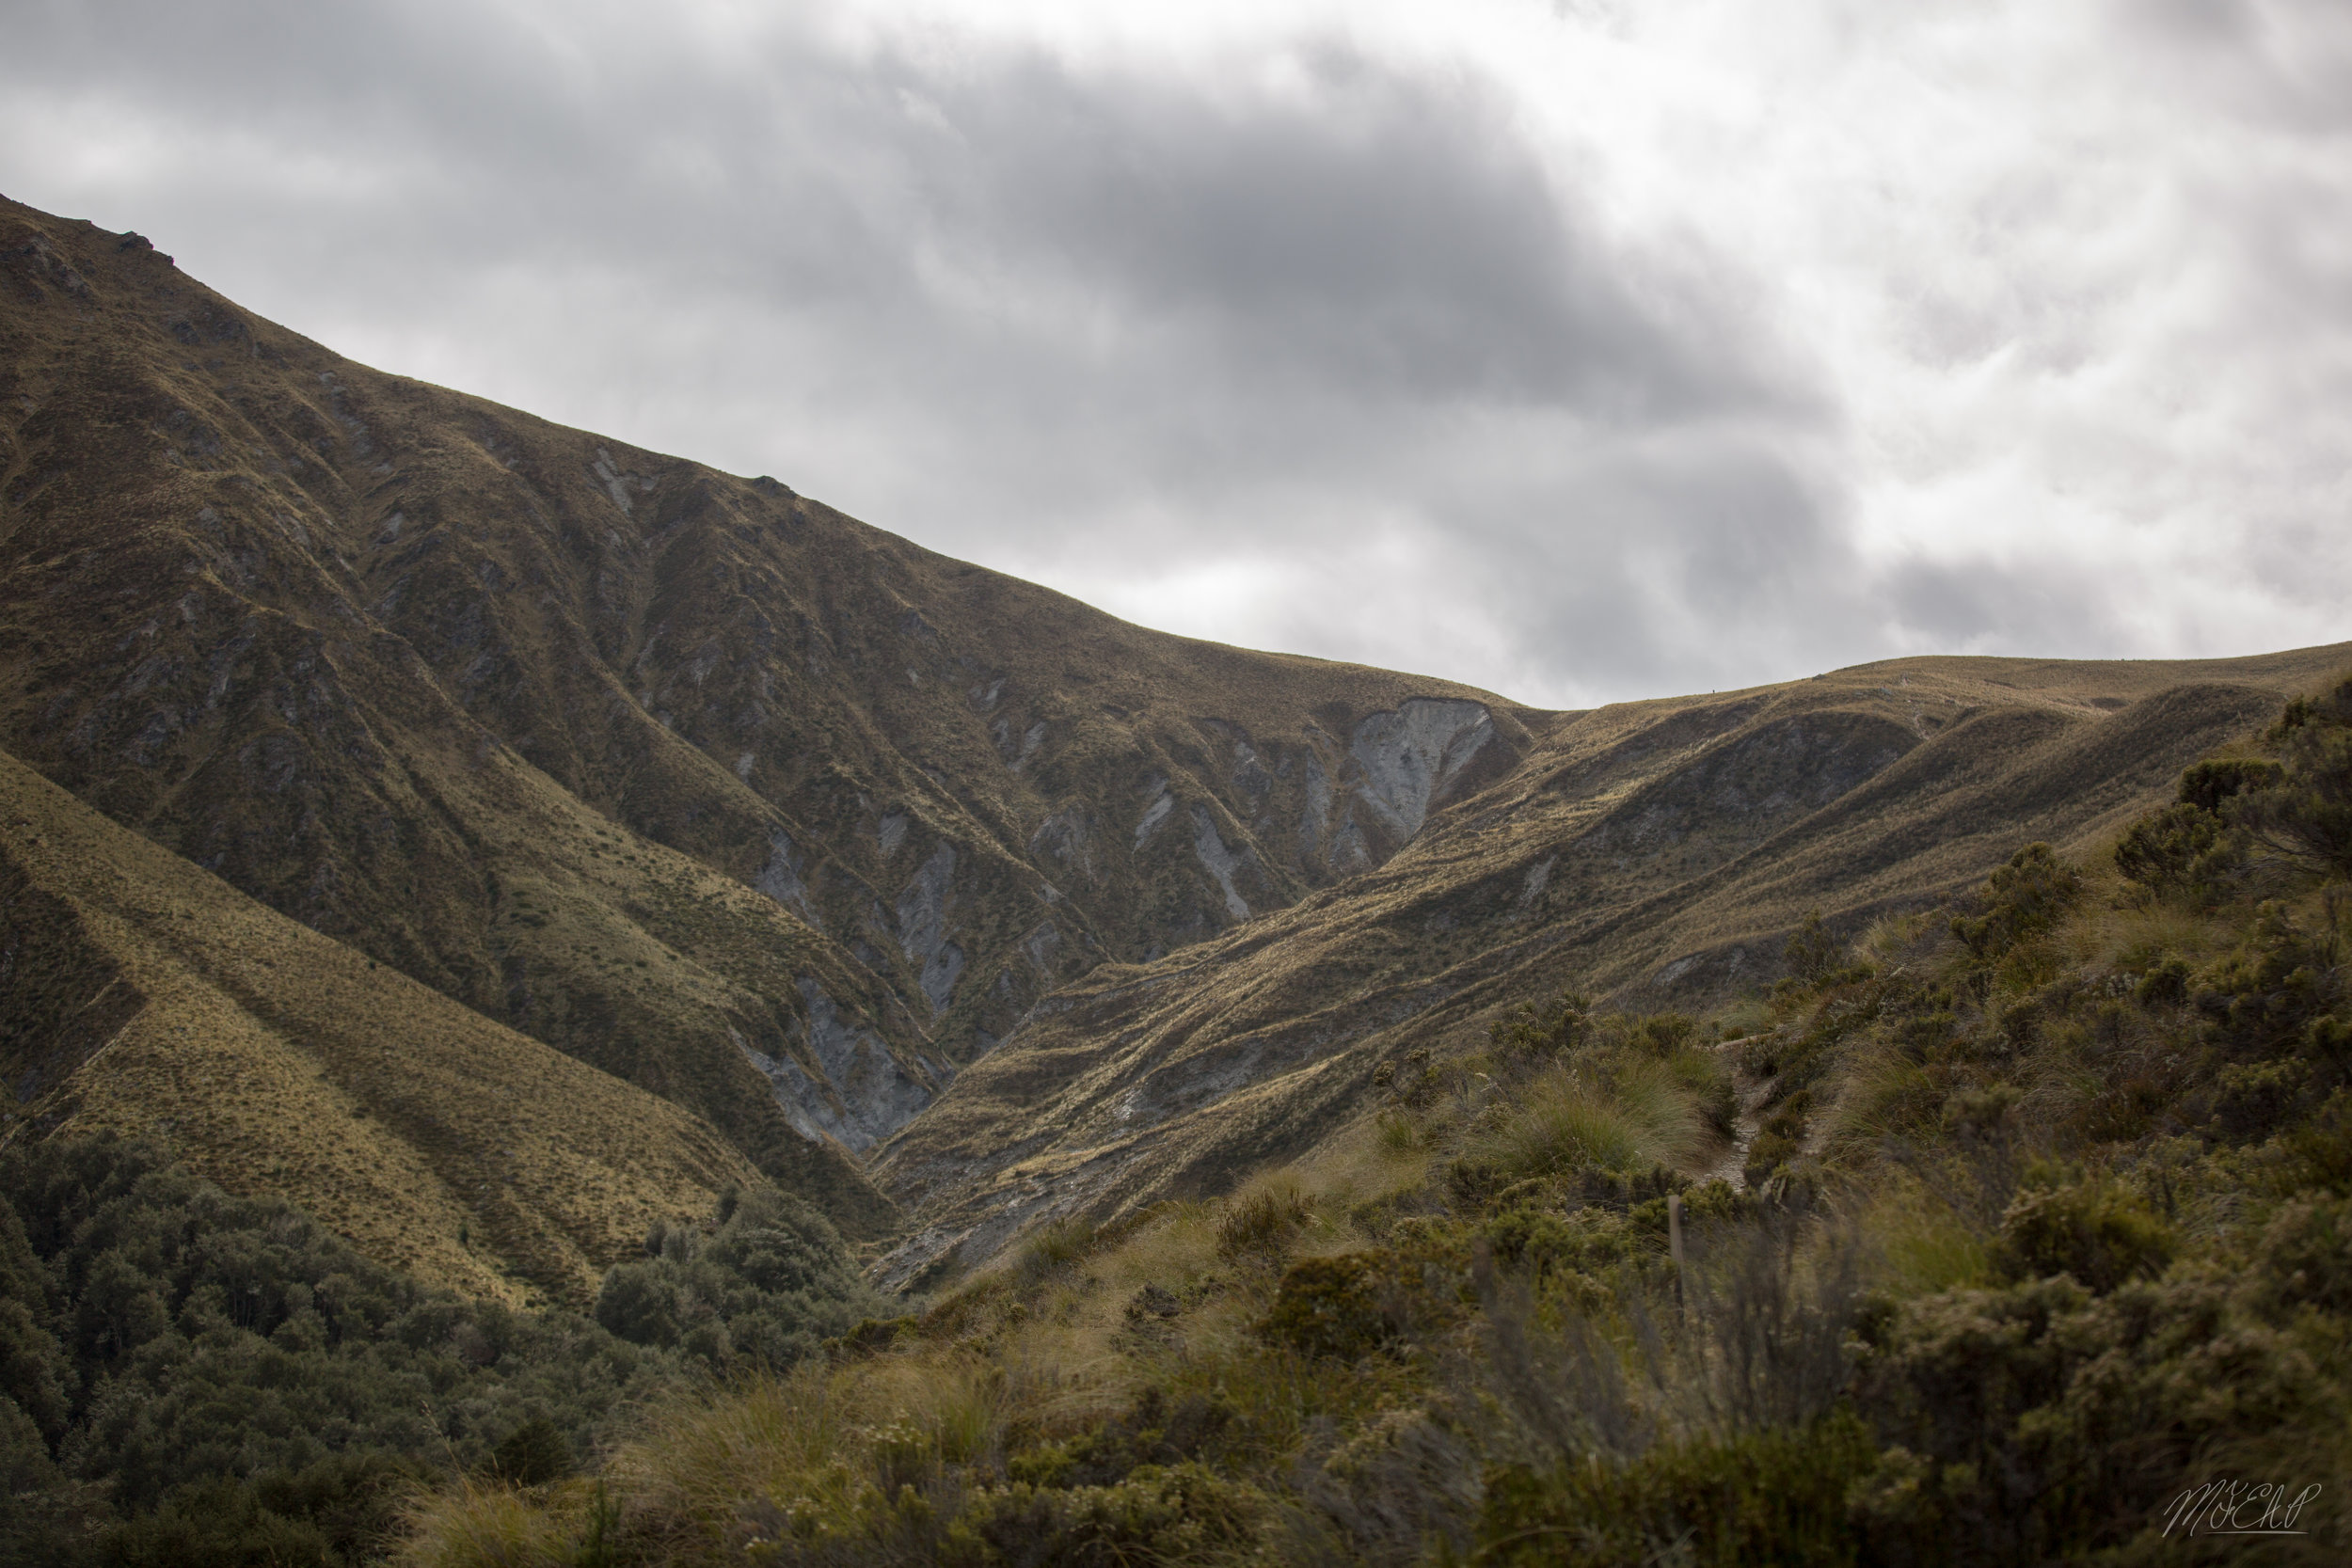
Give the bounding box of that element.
[408,673,2352,1564]
[9,189,2352,1563]
[0,1134,884,1567]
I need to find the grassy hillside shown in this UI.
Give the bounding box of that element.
[876,647,2350,1282]
[0,743,777,1306]
[407,670,2352,1565]
[0,194,1536,1216]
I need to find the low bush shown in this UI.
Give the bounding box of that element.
[1990,1177,2173,1293]
[1473,1409,1880,1568]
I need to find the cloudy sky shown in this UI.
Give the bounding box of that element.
[5,0,2347,707]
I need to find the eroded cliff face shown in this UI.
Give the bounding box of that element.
[0,196,1535,1219]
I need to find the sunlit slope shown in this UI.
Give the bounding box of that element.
[0,746,771,1306]
[0,195,1539,1196]
[873,646,2352,1282]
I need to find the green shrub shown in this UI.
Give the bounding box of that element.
[2247,1195,2352,1319]
[2241,673,2352,875]
[1785,911,1844,985]
[90,1451,425,1568]
[1472,1409,1879,1568]
[1481,1205,1633,1280]
[0,1133,885,1563]
[1006,1388,1234,1489]
[591,1185,882,1366]
[487,1418,571,1488]
[1258,1251,1454,1361]
[1631,1013,1700,1055]
[1487,991,1595,1059]
[1991,1180,2172,1293]
[2114,801,2230,900]
[2210,1057,2311,1141]
[943,1464,1267,1568]
[2191,901,2341,1059]
[2177,756,2282,816]
[1951,844,2080,963]
[1854,1273,2322,1562]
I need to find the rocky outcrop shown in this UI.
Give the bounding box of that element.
[754,829,821,928]
[1134,777,1175,850]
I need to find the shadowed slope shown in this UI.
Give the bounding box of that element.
[0,745,770,1305]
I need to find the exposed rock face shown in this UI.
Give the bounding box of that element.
[1134,778,1175,849]
[896,843,965,1018]
[1027,809,1093,882]
[1349,698,1495,839]
[755,830,821,928]
[737,977,936,1152]
[1190,807,1254,921]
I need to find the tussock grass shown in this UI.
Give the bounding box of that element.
[398,1481,580,1568]
[1864,1173,1994,1294]
[1216,1178,1312,1259]
[1469,1069,1647,1179]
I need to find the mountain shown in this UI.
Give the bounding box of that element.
[0,195,1533,1244]
[5,192,2345,1294]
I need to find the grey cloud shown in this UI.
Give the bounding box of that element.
[7,2,2332,708]
[899,47,1778,422]
[1881,555,2131,662]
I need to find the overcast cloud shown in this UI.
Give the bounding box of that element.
[3,0,2346,707]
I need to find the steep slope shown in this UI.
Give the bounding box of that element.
[872,647,2352,1282]
[0,196,1534,1216]
[0,744,766,1306]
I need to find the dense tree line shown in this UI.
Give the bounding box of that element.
[0,1136,881,1565]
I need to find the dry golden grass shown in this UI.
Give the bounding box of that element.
[0,746,765,1304]
[1859,1172,1995,1295]
[398,1482,583,1568]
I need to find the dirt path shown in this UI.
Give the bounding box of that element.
[1700,1042,1776,1190]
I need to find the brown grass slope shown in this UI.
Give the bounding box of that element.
[0,744,765,1306]
[0,195,1534,1219]
[872,647,2352,1283]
